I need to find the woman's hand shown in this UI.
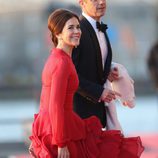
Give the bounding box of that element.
[58,146,70,158]
[29,143,37,158]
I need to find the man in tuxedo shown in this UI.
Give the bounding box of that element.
[72,0,119,127]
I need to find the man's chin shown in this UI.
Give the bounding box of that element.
[100,12,105,16]
[96,13,105,18]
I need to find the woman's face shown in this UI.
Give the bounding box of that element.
[58,17,81,48]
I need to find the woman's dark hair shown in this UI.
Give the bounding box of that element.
[48,9,79,47]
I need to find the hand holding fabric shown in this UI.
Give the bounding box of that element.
[105,62,135,108]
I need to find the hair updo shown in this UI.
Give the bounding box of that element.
[48,9,80,47]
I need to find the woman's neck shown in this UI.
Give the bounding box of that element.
[56,44,73,57]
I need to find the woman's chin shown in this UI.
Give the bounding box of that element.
[75,42,80,47]
[74,44,79,48]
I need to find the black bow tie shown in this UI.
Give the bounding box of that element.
[96,21,108,32]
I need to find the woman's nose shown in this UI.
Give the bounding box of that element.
[74,28,81,33]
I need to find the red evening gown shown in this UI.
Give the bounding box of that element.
[30,48,144,158]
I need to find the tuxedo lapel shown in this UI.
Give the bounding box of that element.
[80,16,104,82]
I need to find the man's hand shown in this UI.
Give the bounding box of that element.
[108,67,119,82]
[58,146,70,158]
[99,88,121,103]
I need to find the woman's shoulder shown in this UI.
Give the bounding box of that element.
[48,48,68,62]
[44,49,71,74]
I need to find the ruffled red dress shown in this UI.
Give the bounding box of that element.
[30,48,144,158]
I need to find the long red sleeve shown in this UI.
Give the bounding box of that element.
[49,57,70,147]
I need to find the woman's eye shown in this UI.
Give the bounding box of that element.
[68,25,80,30]
[68,26,73,29]
[77,25,80,29]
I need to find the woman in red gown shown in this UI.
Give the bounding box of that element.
[29,9,144,158]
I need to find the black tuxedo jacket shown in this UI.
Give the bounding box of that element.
[72,16,112,127]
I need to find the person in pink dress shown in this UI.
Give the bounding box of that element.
[29,9,144,158]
